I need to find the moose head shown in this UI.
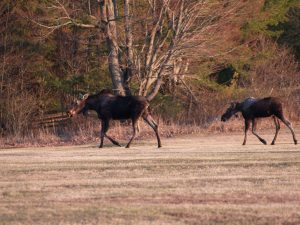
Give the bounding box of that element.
[221,102,239,122]
[67,94,89,117]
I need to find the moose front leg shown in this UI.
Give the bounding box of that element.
[242,119,250,145]
[105,134,121,147]
[99,119,122,147]
[99,119,109,148]
[252,119,267,145]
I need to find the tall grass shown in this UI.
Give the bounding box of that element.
[1,111,298,148]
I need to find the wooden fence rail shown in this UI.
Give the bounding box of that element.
[33,113,71,129]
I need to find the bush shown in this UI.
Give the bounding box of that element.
[1,90,40,136]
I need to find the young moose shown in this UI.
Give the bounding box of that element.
[68,89,162,148]
[221,97,297,145]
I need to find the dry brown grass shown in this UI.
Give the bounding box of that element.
[1,127,300,224]
[1,114,298,148]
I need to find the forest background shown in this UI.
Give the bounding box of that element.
[0,0,300,145]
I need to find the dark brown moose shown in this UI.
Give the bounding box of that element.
[68,89,162,148]
[221,97,297,145]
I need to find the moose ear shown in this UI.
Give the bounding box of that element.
[83,94,89,100]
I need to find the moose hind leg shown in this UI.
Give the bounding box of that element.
[252,119,267,145]
[125,118,138,148]
[271,117,280,145]
[278,116,297,145]
[136,120,140,134]
[143,114,162,148]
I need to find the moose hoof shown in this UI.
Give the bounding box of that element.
[158,145,162,148]
[125,145,130,148]
[114,143,122,147]
[261,140,267,145]
[294,140,298,145]
[271,142,275,145]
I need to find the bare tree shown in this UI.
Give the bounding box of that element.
[30,0,246,99]
[131,0,246,100]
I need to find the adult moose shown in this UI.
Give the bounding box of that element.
[68,89,162,148]
[221,97,297,145]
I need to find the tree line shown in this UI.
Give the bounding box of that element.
[0,0,300,136]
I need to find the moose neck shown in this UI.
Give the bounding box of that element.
[235,103,243,112]
[85,97,100,111]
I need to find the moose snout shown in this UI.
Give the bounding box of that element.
[66,110,73,118]
[221,115,226,122]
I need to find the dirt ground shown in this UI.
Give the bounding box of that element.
[0,128,300,225]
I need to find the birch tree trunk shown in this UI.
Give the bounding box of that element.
[99,0,125,95]
[123,0,134,95]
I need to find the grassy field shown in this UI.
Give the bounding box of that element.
[0,129,300,225]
